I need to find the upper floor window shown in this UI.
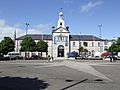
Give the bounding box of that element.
[92,42,94,47]
[79,42,81,46]
[98,42,100,47]
[54,35,68,44]
[73,42,75,47]
[64,36,68,42]
[83,42,88,47]
[104,41,108,45]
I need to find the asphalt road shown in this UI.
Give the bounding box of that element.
[0,59,120,90]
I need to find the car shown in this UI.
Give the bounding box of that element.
[67,51,78,58]
[30,55,40,60]
[4,52,23,60]
[112,55,120,60]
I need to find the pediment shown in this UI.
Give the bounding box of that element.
[53,27,69,33]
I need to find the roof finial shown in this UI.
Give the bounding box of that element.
[59,8,63,18]
[60,8,63,12]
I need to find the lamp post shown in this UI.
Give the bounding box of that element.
[25,23,29,36]
[98,24,102,53]
[98,24,102,38]
[51,26,55,59]
[25,23,29,59]
[79,32,81,56]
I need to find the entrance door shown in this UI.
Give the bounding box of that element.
[58,45,64,57]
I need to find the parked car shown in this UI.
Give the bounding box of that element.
[67,51,78,58]
[4,52,23,60]
[30,55,40,60]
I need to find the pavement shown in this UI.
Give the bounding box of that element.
[0,59,120,90]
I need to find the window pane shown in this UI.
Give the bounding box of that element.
[83,42,88,47]
[92,42,94,47]
[73,42,75,46]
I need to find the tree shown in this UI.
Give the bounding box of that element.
[83,48,88,57]
[78,46,84,52]
[36,40,48,57]
[109,38,120,52]
[109,42,117,52]
[78,46,88,57]
[20,37,36,59]
[0,37,15,56]
[20,37,36,52]
[84,48,88,52]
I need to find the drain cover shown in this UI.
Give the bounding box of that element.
[65,80,74,82]
[19,66,25,67]
[94,79,103,81]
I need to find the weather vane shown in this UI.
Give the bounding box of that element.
[60,8,63,11]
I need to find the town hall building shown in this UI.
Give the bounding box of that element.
[16,10,108,58]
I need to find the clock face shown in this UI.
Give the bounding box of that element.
[60,29,63,32]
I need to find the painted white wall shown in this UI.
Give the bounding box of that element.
[15,39,112,58]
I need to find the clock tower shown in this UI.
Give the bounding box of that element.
[52,9,70,58]
[57,8,65,28]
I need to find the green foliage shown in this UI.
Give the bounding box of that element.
[36,40,48,52]
[84,48,88,52]
[78,46,84,52]
[0,37,15,55]
[20,37,36,52]
[78,46,88,57]
[116,38,120,45]
[109,38,120,52]
[78,46,88,52]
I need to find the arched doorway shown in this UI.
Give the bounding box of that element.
[58,45,64,57]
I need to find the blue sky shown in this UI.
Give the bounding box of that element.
[0,0,120,40]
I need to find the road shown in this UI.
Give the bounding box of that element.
[0,59,120,90]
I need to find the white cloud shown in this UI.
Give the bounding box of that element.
[14,23,23,28]
[0,19,52,41]
[80,1,104,12]
[0,19,6,27]
[33,23,52,34]
[0,20,24,41]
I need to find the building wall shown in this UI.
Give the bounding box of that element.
[15,38,106,58]
[70,40,105,54]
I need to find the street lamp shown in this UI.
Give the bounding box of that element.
[25,23,29,36]
[25,23,29,59]
[98,24,102,38]
[51,26,55,59]
[79,32,81,56]
[98,24,102,53]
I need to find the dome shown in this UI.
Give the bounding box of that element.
[59,11,63,16]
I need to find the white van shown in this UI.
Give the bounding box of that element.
[4,52,23,60]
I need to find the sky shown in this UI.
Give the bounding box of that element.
[0,0,120,40]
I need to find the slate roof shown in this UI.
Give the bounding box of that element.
[16,34,105,41]
[70,35,104,41]
[16,34,52,40]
